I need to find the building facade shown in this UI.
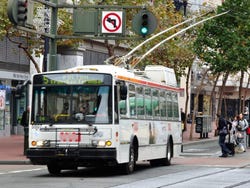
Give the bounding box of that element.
[0,37,30,137]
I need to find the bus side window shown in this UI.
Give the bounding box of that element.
[160,91,167,119]
[119,100,127,115]
[136,86,144,116]
[129,93,136,116]
[145,88,152,117]
[172,93,179,119]
[152,90,160,117]
[166,92,173,119]
[129,84,136,117]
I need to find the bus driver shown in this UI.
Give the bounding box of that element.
[75,103,88,121]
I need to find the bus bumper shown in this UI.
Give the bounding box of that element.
[26,148,117,166]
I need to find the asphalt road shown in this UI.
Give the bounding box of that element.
[1,139,250,188]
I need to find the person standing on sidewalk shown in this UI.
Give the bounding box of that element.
[21,106,30,155]
[236,113,249,151]
[217,114,233,158]
[181,108,186,131]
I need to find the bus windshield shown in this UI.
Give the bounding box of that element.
[31,73,112,124]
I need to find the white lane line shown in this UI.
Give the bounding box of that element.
[0,168,45,175]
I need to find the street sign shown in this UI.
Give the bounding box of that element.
[73,9,98,35]
[101,11,123,34]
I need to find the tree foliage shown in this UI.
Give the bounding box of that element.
[0,0,196,77]
[194,0,250,74]
[0,0,10,39]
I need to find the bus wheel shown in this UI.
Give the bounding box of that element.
[47,163,61,175]
[121,146,135,174]
[161,142,172,166]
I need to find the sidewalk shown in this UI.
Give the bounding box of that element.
[0,135,30,164]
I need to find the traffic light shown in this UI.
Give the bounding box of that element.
[132,9,157,37]
[7,0,28,26]
[141,11,149,36]
[17,0,28,26]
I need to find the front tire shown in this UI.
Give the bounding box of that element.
[121,146,135,174]
[47,163,61,175]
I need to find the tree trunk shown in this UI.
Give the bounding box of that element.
[216,71,229,117]
[239,70,244,114]
[209,73,220,118]
[189,68,209,140]
[242,73,250,110]
[6,32,41,73]
[184,66,191,131]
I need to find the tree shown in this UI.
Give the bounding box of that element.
[194,0,250,116]
[0,0,44,73]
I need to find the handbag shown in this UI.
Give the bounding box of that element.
[219,126,228,135]
[236,124,242,131]
[237,132,244,139]
[246,127,250,135]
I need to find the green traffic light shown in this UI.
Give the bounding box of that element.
[132,10,158,37]
[141,27,148,35]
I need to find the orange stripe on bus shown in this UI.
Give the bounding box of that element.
[116,75,183,92]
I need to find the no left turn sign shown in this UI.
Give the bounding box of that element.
[101,11,123,34]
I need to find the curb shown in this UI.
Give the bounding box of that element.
[182,137,218,146]
[0,160,31,165]
[180,152,215,157]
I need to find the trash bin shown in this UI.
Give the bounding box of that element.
[195,115,212,139]
[195,116,203,134]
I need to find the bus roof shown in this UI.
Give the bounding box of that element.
[37,65,182,92]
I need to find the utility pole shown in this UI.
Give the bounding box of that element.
[48,0,58,71]
[43,0,49,72]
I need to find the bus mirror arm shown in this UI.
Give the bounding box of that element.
[93,127,97,135]
[23,79,31,87]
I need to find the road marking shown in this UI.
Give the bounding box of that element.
[0,168,45,175]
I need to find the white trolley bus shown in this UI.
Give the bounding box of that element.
[26,65,182,174]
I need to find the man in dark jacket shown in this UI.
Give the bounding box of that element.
[21,106,30,127]
[217,114,233,157]
[21,106,30,155]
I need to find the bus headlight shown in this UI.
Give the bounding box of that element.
[97,140,112,147]
[32,140,50,147]
[105,140,112,146]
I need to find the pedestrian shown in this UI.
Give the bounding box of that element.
[236,113,249,152]
[217,114,233,157]
[21,106,30,155]
[61,102,69,114]
[231,115,239,144]
[21,106,30,128]
[181,108,186,131]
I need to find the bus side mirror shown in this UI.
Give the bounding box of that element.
[120,85,127,100]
